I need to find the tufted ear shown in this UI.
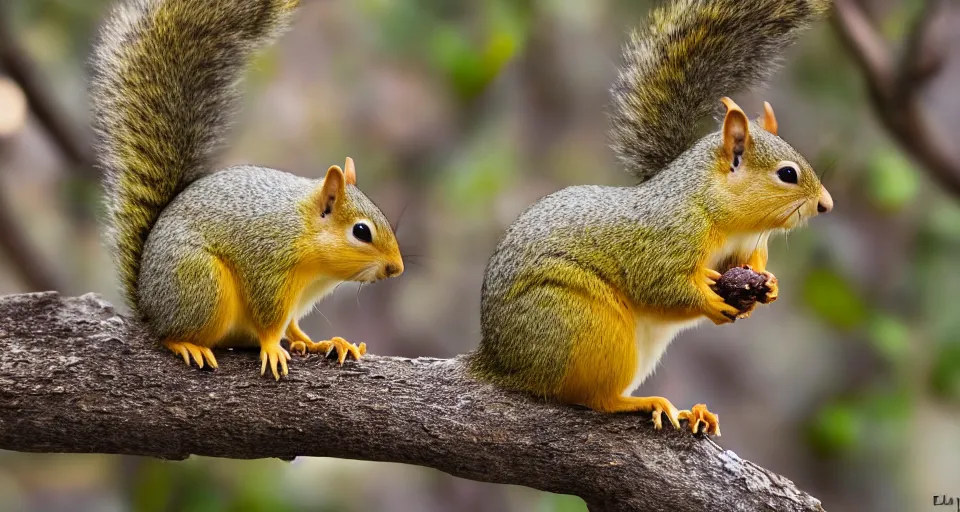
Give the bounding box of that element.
[317,165,346,217]
[761,101,778,135]
[343,157,357,185]
[721,97,750,170]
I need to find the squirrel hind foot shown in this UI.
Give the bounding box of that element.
[678,404,721,436]
[290,337,366,365]
[259,342,291,380]
[591,396,682,430]
[163,340,218,370]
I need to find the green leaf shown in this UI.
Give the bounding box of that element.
[131,461,173,512]
[859,388,912,423]
[441,129,516,213]
[801,269,868,330]
[538,493,588,512]
[866,314,911,363]
[930,343,960,401]
[807,401,863,456]
[430,25,485,100]
[866,148,920,212]
[427,2,524,102]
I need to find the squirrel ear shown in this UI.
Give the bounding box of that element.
[720,97,750,167]
[343,157,357,186]
[762,101,778,136]
[318,165,346,216]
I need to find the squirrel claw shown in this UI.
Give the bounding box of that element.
[651,405,674,430]
[288,337,366,365]
[678,404,721,436]
[759,270,779,303]
[289,340,307,356]
[260,344,291,380]
[700,269,739,324]
[640,397,681,430]
[704,269,723,281]
[163,340,218,369]
[703,297,740,325]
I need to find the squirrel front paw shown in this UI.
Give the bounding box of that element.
[704,296,740,325]
[701,269,740,324]
[710,265,779,319]
[759,270,778,303]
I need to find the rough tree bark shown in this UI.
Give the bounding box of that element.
[0,292,824,512]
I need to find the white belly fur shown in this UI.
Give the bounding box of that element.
[294,276,342,321]
[624,230,771,395]
[626,315,702,395]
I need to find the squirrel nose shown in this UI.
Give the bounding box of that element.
[817,185,833,214]
[384,262,403,278]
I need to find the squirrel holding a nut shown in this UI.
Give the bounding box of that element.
[469,0,834,435]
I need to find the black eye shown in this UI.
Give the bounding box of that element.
[777,166,798,184]
[352,223,372,243]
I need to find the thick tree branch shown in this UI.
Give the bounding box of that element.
[0,292,824,512]
[833,0,960,198]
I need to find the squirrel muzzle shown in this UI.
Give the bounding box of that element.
[817,184,833,214]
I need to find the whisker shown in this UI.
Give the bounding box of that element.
[356,283,363,307]
[391,201,411,234]
[316,308,333,328]
[754,198,802,231]
[777,201,805,227]
[819,164,836,185]
[754,231,765,254]
[816,155,838,180]
[781,202,805,251]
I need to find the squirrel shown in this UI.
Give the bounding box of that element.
[468,0,834,435]
[92,0,404,380]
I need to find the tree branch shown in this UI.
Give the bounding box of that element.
[0,292,824,512]
[832,0,960,198]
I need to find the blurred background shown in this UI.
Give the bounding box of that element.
[0,0,958,511]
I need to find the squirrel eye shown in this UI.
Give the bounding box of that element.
[352,222,373,243]
[776,166,798,184]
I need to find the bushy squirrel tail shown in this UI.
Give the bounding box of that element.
[92,0,299,307]
[609,0,831,182]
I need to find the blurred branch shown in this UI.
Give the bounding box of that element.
[0,7,88,292]
[0,6,96,175]
[0,198,63,291]
[0,293,825,512]
[832,0,960,197]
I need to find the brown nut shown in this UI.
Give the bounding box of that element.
[712,265,775,315]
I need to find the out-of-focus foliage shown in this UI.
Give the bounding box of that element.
[802,269,868,331]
